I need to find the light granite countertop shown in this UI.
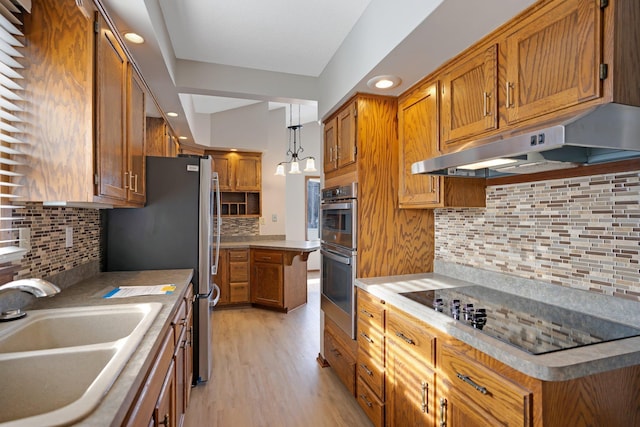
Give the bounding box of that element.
[219,239,320,251]
[356,262,640,382]
[15,269,194,427]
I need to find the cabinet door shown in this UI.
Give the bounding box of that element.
[251,262,283,307]
[398,81,442,208]
[127,66,146,204]
[235,155,261,191]
[504,0,601,125]
[213,249,230,305]
[154,360,175,427]
[337,101,357,169]
[95,14,128,201]
[212,154,232,191]
[441,44,498,151]
[387,340,435,427]
[323,116,338,173]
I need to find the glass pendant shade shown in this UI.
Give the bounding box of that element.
[304,158,317,172]
[289,161,301,174]
[274,164,285,176]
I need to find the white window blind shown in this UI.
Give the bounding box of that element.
[0,0,27,263]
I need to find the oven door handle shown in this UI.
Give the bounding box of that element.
[321,202,353,211]
[321,249,352,265]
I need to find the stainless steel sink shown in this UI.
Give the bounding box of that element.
[0,303,162,426]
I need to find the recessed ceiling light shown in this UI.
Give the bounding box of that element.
[124,32,144,44]
[367,75,402,90]
[178,136,187,140]
[167,112,179,117]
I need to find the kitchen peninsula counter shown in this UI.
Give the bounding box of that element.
[356,262,640,382]
[220,239,320,251]
[24,269,194,426]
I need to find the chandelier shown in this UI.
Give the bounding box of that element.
[274,104,317,175]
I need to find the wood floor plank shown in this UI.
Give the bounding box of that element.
[184,274,373,427]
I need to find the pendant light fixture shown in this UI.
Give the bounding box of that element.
[275,104,317,176]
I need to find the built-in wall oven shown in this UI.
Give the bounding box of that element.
[321,183,357,339]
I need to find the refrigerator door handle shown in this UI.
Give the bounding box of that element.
[212,174,221,276]
[211,283,221,307]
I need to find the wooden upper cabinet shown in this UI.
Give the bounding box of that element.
[323,116,338,173]
[441,44,498,152]
[398,81,442,207]
[127,66,146,204]
[504,0,601,125]
[398,80,486,209]
[211,151,261,191]
[337,101,357,169]
[323,99,358,176]
[145,117,169,157]
[211,153,232,190]
[95,12,128,202]
[235,155,261,191]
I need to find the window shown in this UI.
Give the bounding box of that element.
[0,0,30,263]
[306,177,320,241]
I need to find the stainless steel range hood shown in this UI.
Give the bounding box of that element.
[411,103,640,178]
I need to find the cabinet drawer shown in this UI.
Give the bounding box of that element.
[357,377,384,427]
[228,249,248,261]
[171,299,188,346]
[357,319,384,366]
[252,250,283,264]
[357,289,385,332]
[229,283,249,303]
[324,329,356,396]
[386,307,436,366]
[439,343,531,426]
[357,349,384,400]
[229,262,248,282]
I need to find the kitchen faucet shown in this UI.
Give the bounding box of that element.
[0,278,61,321]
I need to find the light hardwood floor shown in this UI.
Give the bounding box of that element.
[184,273,373,427]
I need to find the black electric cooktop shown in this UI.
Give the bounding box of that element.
[400,286,640,355]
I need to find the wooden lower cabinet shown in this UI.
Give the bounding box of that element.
[355,289,387,426]
[125,285,193,427]
[250,249,309,312]
[386,339,435,427]
[214,248,250,306]
[324,316,358,396]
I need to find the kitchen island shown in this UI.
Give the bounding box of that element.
[355,261,640,426]
[11,269,194,427]
[215,239,319,311]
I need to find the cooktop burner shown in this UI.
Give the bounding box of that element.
[400,286,640,355]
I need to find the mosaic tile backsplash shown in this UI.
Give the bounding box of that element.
[217,217,260,236]
[435,170,640,301]
[12,203,101,280]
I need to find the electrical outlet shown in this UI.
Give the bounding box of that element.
[65,226,73,248]
[19,228,31,250]
[272,214,278,222]
[260,217,265,225]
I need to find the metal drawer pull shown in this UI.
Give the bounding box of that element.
[483,92,491,116]
[359,394,373,408]
[439,398,447,427]
[456,372,488,395]
[360,332,373,344]
[330,348,341,357]
[360,363,373,376]
[395,331,415,345]
[360,309,374,318]
[421,381,428,413]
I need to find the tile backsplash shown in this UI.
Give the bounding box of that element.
[435,170,640,301]
[216,217,260,236]
[12,203,102,280]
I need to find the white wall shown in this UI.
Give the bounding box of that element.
[207,101,323,270]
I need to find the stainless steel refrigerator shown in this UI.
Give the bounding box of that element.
[105,155,221,384]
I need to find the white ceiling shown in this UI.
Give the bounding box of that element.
[158,0,372,77]
[99,0,537,149]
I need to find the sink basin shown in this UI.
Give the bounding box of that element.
[0,305,156,353]
[0,302,162,426]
